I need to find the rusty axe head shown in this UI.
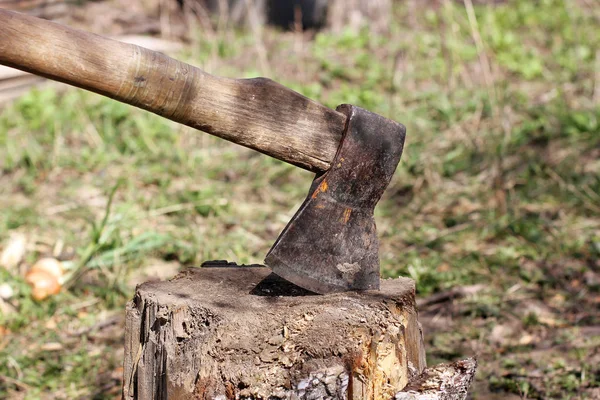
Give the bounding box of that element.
[265,104,406,294]
[0,10,405,294]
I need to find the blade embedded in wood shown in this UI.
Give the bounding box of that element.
[265,104,406,294]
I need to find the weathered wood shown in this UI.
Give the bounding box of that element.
[395,358,477,400]
[0,9,345,172]
[123,264,427,399]
[0,36,182,105]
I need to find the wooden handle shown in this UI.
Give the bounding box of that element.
[0,9,345,172]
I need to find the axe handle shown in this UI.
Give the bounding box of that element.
[0,9,345,172]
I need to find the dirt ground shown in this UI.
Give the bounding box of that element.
[0,0,599,399]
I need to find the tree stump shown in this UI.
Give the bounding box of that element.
[123,263,427,399]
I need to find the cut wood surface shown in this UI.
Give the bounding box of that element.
[0,9,346,172]
[123,264,427,400]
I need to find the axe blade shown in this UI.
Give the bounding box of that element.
[265,104,406,294]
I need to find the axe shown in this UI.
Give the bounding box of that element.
[0,9,406,294]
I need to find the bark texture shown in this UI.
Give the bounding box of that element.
[395,358,477,400]
[123,264,427,400]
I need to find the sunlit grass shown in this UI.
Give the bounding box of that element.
[0,0,598,398]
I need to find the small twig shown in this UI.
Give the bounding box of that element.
[6,356,22,380]
[398,222,473,253]
[0,374,31,391]
[68,314,121,337]
[594,50,600,106]
[247,0,271,76]
[63,181,123,289]
[184,0,216,39]
[546,167,600,214]
[441,0,457,90]
[159,0,171,39]
[70,298,101,311]
[147,202,195,218]
[217,0,230,39]
[417,284,485,308]
[463,0,495,107]
[74,94,103,148]
[44,202,78,216]
[294,4,303,53]
[388,50,405,118]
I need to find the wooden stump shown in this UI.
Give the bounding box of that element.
[123,263,427,399]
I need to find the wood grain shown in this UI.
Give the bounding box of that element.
[0,9,345,172]
[0,36,182,105]
[123,265,427,399]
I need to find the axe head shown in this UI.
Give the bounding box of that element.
[265,104,406,294]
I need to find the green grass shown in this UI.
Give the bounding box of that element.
[1,0,599,398]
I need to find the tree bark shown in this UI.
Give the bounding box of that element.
[394,358,477,400]
[123,264,427,399]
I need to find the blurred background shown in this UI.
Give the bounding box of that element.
[0,0,598,398]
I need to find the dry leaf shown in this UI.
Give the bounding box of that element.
[25,269,61,301]
[0,233,27,271]
[0,325,11,337]
[518,334,535,346]
[40,342,63,351]
[24,258,65,301]
[45,318,58,330]
[0,283,13,300]
[437,262,451,272]
[0,298,15,317]
[489,324,515,346]
[30,258,64,280]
